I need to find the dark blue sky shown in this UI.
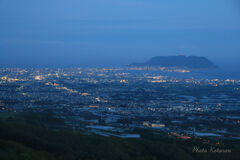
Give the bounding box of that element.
[0,0,240,68]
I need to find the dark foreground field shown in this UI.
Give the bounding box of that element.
[0,112,239,160]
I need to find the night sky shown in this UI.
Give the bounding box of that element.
[1,0,240,68]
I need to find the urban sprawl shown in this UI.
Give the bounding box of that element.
[0,67,240,141]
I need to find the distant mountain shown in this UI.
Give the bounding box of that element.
[130,55,218,69]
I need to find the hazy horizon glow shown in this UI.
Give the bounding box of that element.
[1,0,240,68]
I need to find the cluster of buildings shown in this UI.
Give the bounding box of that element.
[0,67,240,140]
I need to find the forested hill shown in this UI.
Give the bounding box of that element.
[130,56,218,69]
[0,112,239,160]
